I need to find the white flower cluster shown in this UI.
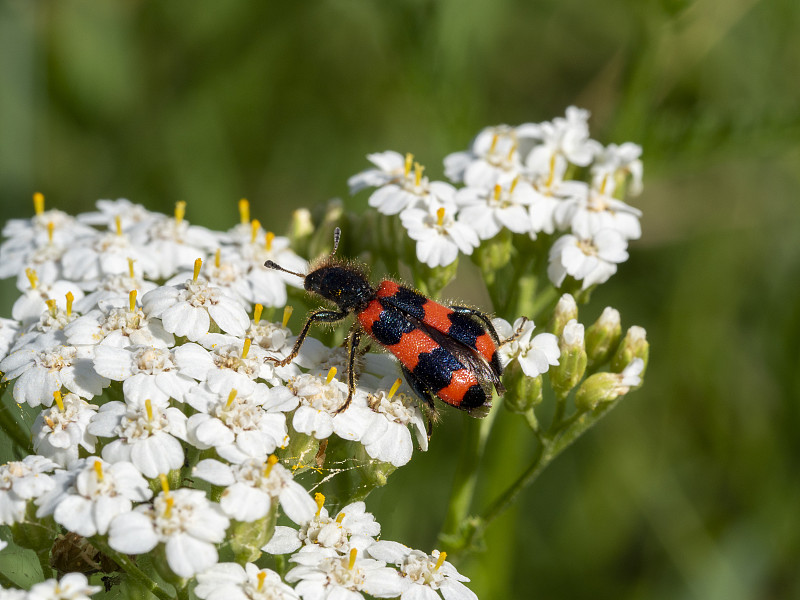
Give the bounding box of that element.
[0,196,474,599]
[350,107,643,288]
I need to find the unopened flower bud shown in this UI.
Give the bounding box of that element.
[575,358,644,411]
[585,307,622,368]
[548,293,578,338]
[550,319,586,396]
[503,361,543,414]
[611,325,649,375]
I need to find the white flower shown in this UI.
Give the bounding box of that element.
[333,379,428,467]
[92,344,196,404]
[0,333,108,407]
[175,339,273,387]
[493,318,560,378]
[65,295,174,350]
[444,125,525,188]
[77,198,158,230]
[60,223,160,282]
[185,373,294,462]
[195,563,300,600]
[286,546,405,600]
[0,317,20,362]
[193,456,315,524]
[27,573,101,600]
[355,152,456,216]
[547,230,629,290]
[591,142,643,197]
[368,542,477,600]
[142,276,250,342]
[108,486,230,578]
[348,150,408,194]
[455,179,536,239]
[0,456,58,525]
[400,202,479,268]
[32,392,98,467]
[12,278,84,327]
[88,396,187,479]
[231,229,307,308]
[72,268,158,314]
[263,496,380,555]
[524,106,601,177]
[35,458,151,537]
[276,373,353,440]
[124,207,219,280]
[553,181,642,240]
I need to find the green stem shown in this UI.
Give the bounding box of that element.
[89,538,173,600]
[474,399,621,542]
[441,405,498,540]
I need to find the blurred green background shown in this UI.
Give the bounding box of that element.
[1,0,799,598]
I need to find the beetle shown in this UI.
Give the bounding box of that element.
[263,227,506,418]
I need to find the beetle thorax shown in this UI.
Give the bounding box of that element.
[304,265,375,312]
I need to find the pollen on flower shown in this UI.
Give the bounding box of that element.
[174,200,186,224]
[315,493,325,516]
[388,378,402,399]
[25,268,38,290]
[348,547,358,570]
[253,303,263,323]
[93,459,104,481]
[265,231,275,251]
[326,367,337,384]
[193,258,203,281]
[65,291,74,316]
[242,338,251,359]
[46,221,54,242]
[251,219,261,243]
[53,390,64,412]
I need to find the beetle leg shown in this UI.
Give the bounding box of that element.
[333,326,362,414]
[265,308,349,367]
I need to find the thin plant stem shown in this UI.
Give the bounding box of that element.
[475,400,620,538]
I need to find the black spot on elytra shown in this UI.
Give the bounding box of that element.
[461,384,488,408]
[370,307,415,346]
[413,347,462,391]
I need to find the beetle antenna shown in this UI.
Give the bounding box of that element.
[264,260,304,279]
[331,227,341,257]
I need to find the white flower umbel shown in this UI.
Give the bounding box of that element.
[547,229,629,290]
[26,572,102,600]
[185,372,295,463]
[400,203,479,268]
[263,494,380,555]
[88,396,187,479]
[286,546,405,600]
[92,344,196,404]
[195,563,300,600]
[35,457,151,537]
[108,479,230,579]
[248,306,314,382]
[193,455,316,524]
[77,198,158,230]
[32,391,98,468]
[553,181,642,240]
[0,455,58,525]
[368,541,478,600]
[142,259,250,342]
[72,259,158,314]
[0,332,108,407]
[65,293,174,350]
[493,318,560,378]
[455,178,536,239]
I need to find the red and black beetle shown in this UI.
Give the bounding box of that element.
[264,228,505,418]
